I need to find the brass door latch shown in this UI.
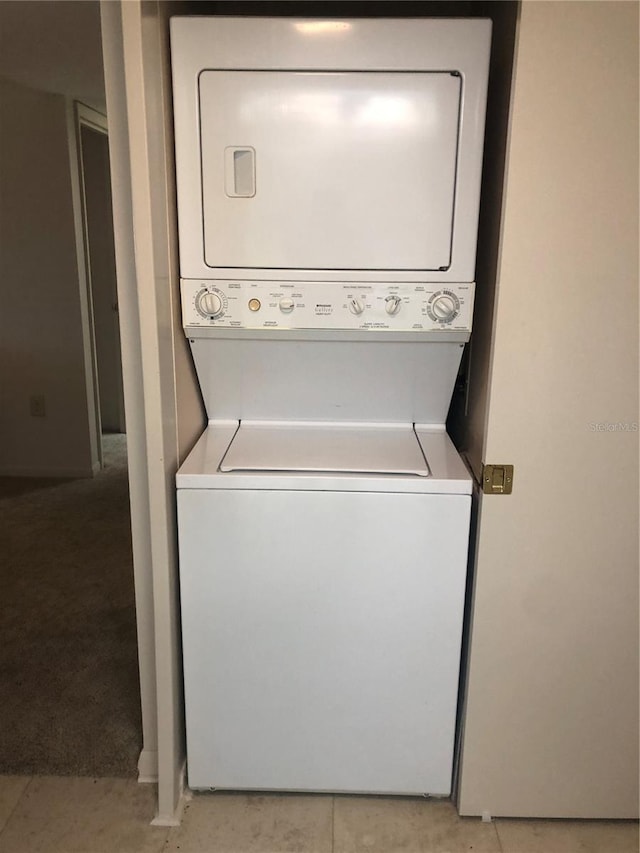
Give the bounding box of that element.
[482,464,514,495]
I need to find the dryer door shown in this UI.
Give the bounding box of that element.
[199,71,461,272]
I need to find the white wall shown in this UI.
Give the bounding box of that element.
[0,76,98,477]
[458,0,639,818]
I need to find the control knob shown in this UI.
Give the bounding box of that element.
[385,295,402,316]
[197,289,224,318]
[279,297,295,313]
[427,292,460,324]
[349,297,365,316]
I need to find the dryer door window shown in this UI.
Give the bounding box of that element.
[198,71,461,272]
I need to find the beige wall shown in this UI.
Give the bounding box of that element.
[0,76,98,477]
[109,0,205,823]
[458,1,639,818]
[100,0,160,787]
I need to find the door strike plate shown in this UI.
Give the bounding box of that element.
[482,464,514,495]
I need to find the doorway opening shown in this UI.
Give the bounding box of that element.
[0,98,141,778]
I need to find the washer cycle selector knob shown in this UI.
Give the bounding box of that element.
[385,295,402,316]
[427,291,460,324]
[279,297,294,313]
[196,288,224,318]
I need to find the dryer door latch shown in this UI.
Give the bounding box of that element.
[482,464,514,495]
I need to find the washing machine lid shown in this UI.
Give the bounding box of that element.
[219,422,430,477]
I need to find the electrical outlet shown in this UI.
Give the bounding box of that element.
[30,395,46,417]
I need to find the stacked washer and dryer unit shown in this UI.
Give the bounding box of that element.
[172,17,490,796]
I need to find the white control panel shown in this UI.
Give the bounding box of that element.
[182,280,475,333]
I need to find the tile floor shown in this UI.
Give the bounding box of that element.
[0,776,637,853]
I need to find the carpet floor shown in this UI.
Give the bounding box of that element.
[0,434,142,776]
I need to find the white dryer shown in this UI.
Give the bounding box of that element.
[171,16,491,796]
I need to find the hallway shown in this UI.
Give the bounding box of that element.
[0,434,141,776]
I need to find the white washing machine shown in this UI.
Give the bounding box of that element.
[177,421,471,794]
[171,16,491,796]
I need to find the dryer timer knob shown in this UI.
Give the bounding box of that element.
[197,289,223,318]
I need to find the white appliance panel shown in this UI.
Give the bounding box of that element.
[181,280,475,334]
[187,339,465,423]
[178,487,471,794]
[200,71,460,271]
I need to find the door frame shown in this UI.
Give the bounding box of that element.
[73,101,117,466]
[77,109,127,436]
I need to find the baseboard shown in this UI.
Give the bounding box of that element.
[151,759,188,827]
[0,465,96,479]
[137,748,158,783]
